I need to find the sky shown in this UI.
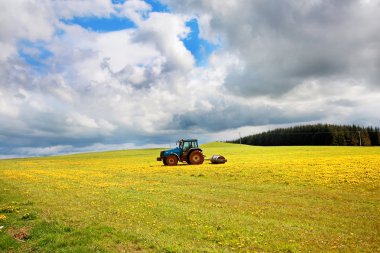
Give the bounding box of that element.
[1,0,380,158]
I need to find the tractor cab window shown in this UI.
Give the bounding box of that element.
[182,141,191,151]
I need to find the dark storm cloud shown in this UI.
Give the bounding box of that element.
[169,103,324,132]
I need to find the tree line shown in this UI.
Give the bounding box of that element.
[230,124,380,146]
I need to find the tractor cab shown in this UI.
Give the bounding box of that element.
[157,139,204,166]
[179,139,198,153]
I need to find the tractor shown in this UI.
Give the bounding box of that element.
[157,139,204,166]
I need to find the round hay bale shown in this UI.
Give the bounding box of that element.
[210,155,227,164]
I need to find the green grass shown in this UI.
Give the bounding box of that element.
[0,143,379,252]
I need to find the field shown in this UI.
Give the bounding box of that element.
[0,142,379,252]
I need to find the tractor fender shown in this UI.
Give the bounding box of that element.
[188,148,203,155]
[167,152,180,161]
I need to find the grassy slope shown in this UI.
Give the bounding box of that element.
[0,143,379,252]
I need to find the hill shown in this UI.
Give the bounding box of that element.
[0,143,379,252]
[231,124,380,146]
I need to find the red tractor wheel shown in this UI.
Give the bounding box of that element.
[165,155,178,166]
[188,150,204,165]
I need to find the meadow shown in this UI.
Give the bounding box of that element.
[0,142,379,252]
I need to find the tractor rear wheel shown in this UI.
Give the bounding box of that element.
[165,155,178,166]
[188,150,204,165]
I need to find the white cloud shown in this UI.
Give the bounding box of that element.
[116,0,152,23]
[135,12,195,71]
[66,112,99,129]
[52,0,115,19]
[0,90,19,117]
[0,1,55,61]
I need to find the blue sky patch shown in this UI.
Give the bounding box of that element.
[18,40,53,74]
[112,0,169,13]
[112,0,126,4]
[60,1,170,33]
[145,0,169,12]
[182,19,218,66]
[112,0,169,12]
[61,15,136,32]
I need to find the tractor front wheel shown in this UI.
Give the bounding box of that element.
[188,150,204,165]
[165,155,178,166]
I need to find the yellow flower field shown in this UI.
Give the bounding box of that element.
[0,142,379,252]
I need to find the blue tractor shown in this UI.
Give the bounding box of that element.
[157,139,204,166]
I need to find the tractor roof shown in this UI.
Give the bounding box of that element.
[180,139,198,142]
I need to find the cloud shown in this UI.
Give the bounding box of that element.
[163,0,380,95]
[116,0,152,23]
[52,0,115,19]
[134,12,195,71]
[0,1,54,61]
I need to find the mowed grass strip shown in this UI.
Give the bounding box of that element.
[0,143,379,252]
